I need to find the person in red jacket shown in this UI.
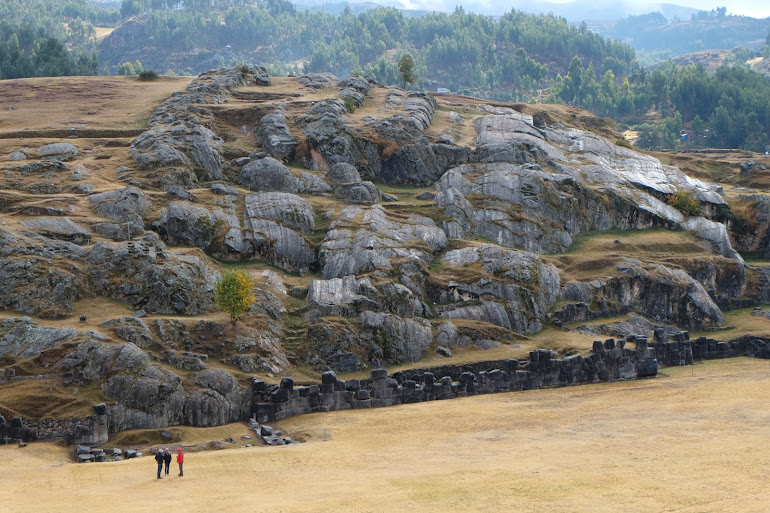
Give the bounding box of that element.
[176,448,184,476]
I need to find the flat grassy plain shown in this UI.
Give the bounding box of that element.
[2,358,769,513]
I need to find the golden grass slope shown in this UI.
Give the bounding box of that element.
[1,358,769,513]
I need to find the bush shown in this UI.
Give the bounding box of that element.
[343,96,357,113]
[667,191,701,216]
[138,70,159,81]
[615,138,632,149]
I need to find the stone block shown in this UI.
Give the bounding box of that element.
[279,377,294,390]
[356,390,370,400]
[321,371,337,384]
[345,379,361,391]
[270,388,289,403]
[371,369,387,380]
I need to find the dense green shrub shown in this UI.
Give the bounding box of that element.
[138,70,159,81]
[667,191,701,216]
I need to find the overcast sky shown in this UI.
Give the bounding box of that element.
[390,1,770,18]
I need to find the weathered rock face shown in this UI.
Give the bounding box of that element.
[334,181,382,204]
[436,162,682,254]
[85,232,218,315]
[49,334,255,430]
[428,244,560,334]
[99,317,155,349]
[307,275,425,318]
[241,156,330,194]
[243,192,317,273]
[0,317,81,358]
[244,192,314,234]
[0,230,85,318]
[306,311,432,373]
[154,200,246,259]
[328,162,361,185]
[105,364,187,430]
[561,258,724,329]
[301,110,379,174]
[298,72,339,89]
[38,142,78,161]
[730,195,770,259]
[89,186,148,223]
[19,217,91,244]
[319,204,447,280]
[256,108,297,162]
[185,369,250,426]
[132,123,224,181]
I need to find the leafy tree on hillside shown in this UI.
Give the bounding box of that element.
[398,53,415,89]
[215,270,255,322]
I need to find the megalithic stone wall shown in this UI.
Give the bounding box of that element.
[647,332,770,365]
[3,404,110,444]
[252,339,659,424]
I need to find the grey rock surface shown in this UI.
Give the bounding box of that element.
[328,162,361,185]
[334,181,382,204]
[38,143,78,161]
[319,204,447,279]
[244,192,314,234]
[256,108,297,161]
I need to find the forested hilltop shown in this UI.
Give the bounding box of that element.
[1,0,770,152]
[601,9,770,65]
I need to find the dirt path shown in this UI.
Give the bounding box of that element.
[2,358,769,512]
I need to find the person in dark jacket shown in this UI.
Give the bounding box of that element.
[176,448,184,476]
[163,448,172,475]
[155,449,164,479]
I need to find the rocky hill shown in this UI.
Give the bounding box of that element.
[1,67,769,432]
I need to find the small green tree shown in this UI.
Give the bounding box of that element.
[398,53,415,89]
[215,270,256,322]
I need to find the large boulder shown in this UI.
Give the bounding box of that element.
[241,156,330,194]
[154,201,246,258]
[328,162,362,185]
[256,108,297,161]
[319,205,447,279]
[38,142,78,161]
[185,369,249,426]
[88,186,148,238]
[244,192,314,234]
[334,181,382,204]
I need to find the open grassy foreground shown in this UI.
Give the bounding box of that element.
[2,358,770,513]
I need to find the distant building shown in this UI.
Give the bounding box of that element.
[436,87,449,94]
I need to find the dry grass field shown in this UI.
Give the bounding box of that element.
[2,357,770,513]
[0,75,192,133]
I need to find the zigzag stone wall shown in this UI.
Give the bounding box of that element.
[647,332,770,365]
[251,340,659,423]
